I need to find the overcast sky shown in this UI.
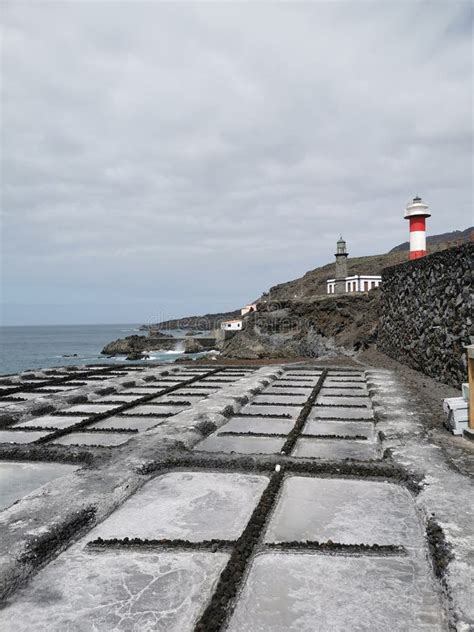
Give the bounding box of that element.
[1,2,472,326]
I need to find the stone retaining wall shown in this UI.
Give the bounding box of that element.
[378,243,472,387]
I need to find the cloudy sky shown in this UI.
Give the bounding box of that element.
[1,1,472,326]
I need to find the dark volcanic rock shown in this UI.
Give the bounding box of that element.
[147,309,241,332]
[378,243,472,387]
[184,339,205,354]
[184,338,217,354]
[221,293,379,359]
[101,334,176,356]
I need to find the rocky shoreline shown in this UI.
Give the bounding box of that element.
[101,334,177,360]
[101,333,218,360]
[220,293,379,360]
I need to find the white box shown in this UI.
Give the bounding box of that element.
[443,397,467,415]
[443,397,468,435]
[447,414,468,436]
[462,383,469,400]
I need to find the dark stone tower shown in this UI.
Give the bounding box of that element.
[335,236,348,294]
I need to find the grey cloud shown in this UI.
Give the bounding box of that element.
[1,1,472,325]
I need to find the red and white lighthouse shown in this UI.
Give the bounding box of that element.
[404,196,431,260]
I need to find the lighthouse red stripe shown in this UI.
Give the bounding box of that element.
[410,250,427,260]
[409,217,426,232]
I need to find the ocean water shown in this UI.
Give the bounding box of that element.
[0,324,190,375]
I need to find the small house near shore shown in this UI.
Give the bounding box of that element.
[221,319,243,331]
[241,303,257,316]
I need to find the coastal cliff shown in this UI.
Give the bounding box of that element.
[221,292,379,359]
[144,309,241,332]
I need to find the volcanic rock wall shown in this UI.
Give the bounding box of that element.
[378,243,473,387]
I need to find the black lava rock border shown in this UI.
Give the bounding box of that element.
[87,537,235,552]
[266,541,407,556]
[194,471,284,632]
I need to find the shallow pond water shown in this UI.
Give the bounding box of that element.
[0,461,77,511]
[196,434,285,455]
[253,394,308,405]
[0,548,229,632]
[219,416,294,435]
[316,395,372,408]
[66,403,122,414]
[16,415,88,429]
[227,553,444,632]
[265,477,419,545]
[0,430,50,444]
[292,438,378,460]
[239,404,300,418]
[308,406,374,420]
[91,471,269,541]
[89,416,163,431]
[302,419,375,439]
[51,432,135,446]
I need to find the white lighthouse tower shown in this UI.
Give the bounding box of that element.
[404,196,431,260]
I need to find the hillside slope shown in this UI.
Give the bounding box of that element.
[390,227,473,253]
[146,228,470,332]
[264,229,472,302]
[221,292,380,359]
[148,309,241,332]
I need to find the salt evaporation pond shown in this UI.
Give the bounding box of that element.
[65,403,122,414]
[0,430,50,444]
[308,406,374,420]
[0,547,229,632]
[253,394,308,405]
[319,387,368,396]
[129,403,190,415]
[302,419,375,438]
[52,432,135,447]
[268,389,313,397]
[93,394,142,403]
[316,395,372,407]
[324,379,366,387]
[16,415,88,429]
[89,416,163,431]
[265,477,421,545]
[292,438,378,460]
[227,553,444,632]
[196,434,285,455]
[91,471,269,541]
[0,461,77,511]
[239,404,300,418]
[219,416,294,435]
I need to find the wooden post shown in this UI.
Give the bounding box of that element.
[468,345,474,429]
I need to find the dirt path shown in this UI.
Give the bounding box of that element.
[358,348,474,478]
